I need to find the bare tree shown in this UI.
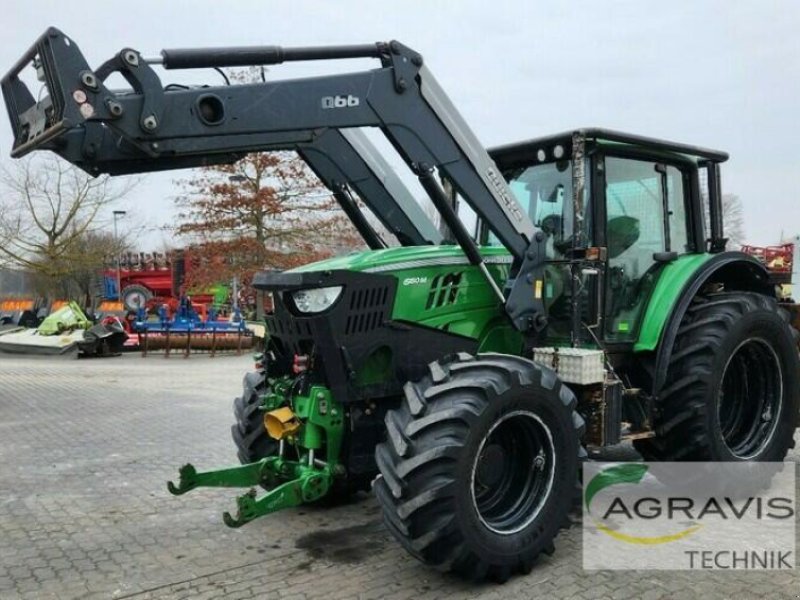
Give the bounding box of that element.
[722,193,745,249]
[0,155,137,301]
[61,230,121,305]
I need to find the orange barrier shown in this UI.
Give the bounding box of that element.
[97,301,125,312]
[0,298,34,312]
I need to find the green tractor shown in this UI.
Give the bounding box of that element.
[4,29,798,582]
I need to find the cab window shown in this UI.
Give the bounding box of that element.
[667,166,689,253]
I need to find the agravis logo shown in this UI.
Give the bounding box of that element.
[585,463,702,545]
[582,462,796,570]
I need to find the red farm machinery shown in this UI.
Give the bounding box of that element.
[104,248,227,312]
[101,249,254,355]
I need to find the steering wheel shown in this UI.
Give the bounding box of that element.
[540,214,562,237]
[608,262,662,318]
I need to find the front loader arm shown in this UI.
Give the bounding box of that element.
[298,129,442,247]
[3,30,439,248]
[3,27,548,332]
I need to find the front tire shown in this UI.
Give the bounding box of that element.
[374,353,584,583]
[636,292,800,461]
[231,371,277,464]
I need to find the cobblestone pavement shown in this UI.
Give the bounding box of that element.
[0,353,797,599]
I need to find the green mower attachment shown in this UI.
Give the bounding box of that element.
[0,301,127,356]
[37,301,92,335]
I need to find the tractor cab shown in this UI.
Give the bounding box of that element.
[485,129,729,349]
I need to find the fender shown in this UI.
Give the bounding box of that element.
[635,251,772,395]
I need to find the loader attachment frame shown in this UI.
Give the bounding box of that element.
[2,27,548,332]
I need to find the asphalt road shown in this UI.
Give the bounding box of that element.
[0,353,797,599]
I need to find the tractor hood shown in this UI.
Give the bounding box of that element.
[253,245,513,303]
[287,245,512,275]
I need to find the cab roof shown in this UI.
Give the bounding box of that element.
[489,128,729,166]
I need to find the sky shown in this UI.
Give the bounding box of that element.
[1,0,799,247]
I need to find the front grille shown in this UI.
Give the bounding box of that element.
[345,285,390,335]
[266,318,312,338]
[257,269,479,403]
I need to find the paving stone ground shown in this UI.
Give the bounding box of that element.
[0,353,797,599]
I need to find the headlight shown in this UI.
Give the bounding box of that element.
[291,286,343,314]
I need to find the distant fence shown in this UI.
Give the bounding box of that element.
[0,269,34,297]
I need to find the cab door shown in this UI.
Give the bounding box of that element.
[601,155,690,343]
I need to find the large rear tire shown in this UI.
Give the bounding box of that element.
[635,292,800,461]
[374,353,584,583]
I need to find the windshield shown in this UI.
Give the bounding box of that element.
[491,159,590,343]
[489,160,576,259]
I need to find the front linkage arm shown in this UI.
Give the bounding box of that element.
[3,27,549,334]
[167,458,332,528]
[166,383,344,527]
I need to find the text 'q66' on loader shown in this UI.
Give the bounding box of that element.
[4,27,799,583]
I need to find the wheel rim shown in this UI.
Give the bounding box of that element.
[470,410,555,535]
[125,291,147,309]
[717,337,783,459]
